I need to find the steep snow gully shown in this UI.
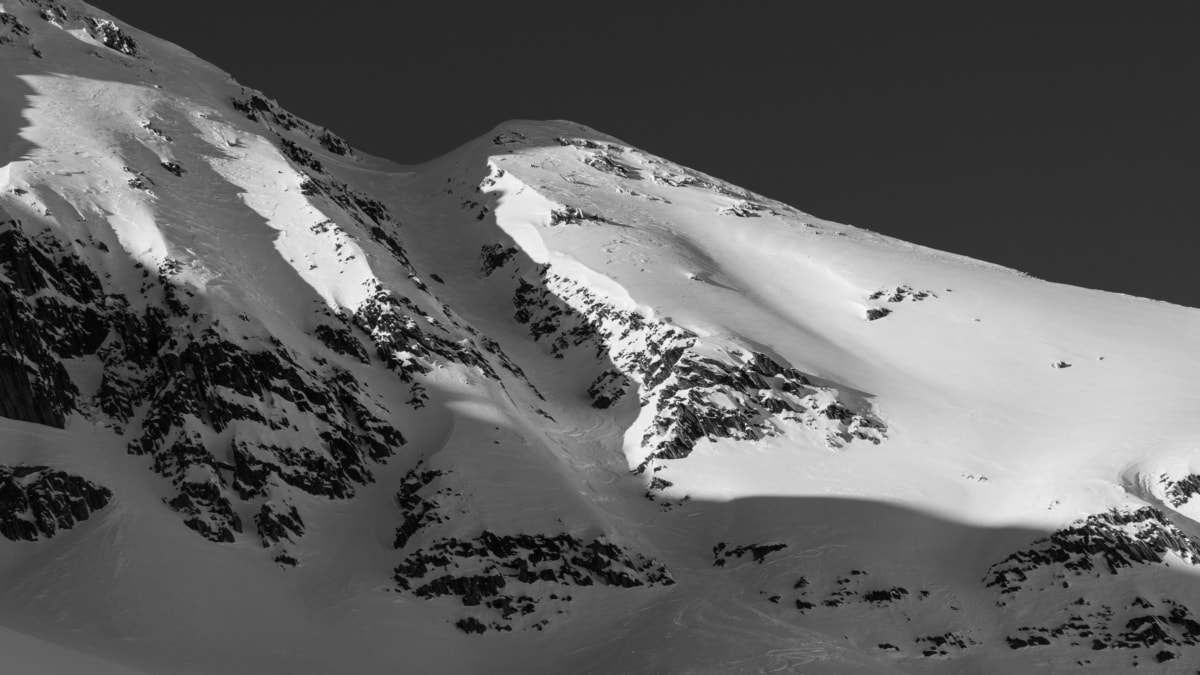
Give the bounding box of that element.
[3,1,1200,673]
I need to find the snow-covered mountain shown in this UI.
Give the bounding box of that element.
[3,2,1200,672]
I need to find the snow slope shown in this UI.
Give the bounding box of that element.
[2,1,1200,672]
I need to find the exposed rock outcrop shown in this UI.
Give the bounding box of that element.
[986,507,1200,593]
[395,530,672,631]
[0,221,105,428]
[0,466,112,541]
[506,260,884,475]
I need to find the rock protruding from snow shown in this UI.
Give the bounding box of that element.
[1003,597,1200,654]
[392,463,448,550]
[232,90,355,158]
[0,466,112,541]
[1162,474,1200,508]
[983,508,1200,658]
[712,541,788,566]
[394,530,673,631]
[0,11,32,46]
[986,507,1200,594]
[508,263,885,474]
[716,200,774,218]
[479,244,519,276]
[0,220,106,428]
[128,334,406,543]
[638,348,885,471]
[868,286,937,304]
[27,1,137,55]
[354,284,506,384]
[864,286,937,320]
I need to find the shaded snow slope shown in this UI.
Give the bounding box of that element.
[2,1,1200,672]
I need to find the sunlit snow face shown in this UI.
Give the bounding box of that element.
[11,72,383,313]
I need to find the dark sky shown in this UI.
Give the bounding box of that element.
[95,2,1199,307]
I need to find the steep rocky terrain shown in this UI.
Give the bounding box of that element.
[2,2,1200,673]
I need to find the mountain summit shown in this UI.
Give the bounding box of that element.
[2,2,1200,673]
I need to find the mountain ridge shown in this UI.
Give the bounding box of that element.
[2,1,1200,672]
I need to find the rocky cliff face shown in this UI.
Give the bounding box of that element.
[0,465,111,541]
[0,218,102,427]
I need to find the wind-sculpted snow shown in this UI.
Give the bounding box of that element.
[0,465,111,541]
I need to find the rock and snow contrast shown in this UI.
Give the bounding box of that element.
[1,2,1199,673]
